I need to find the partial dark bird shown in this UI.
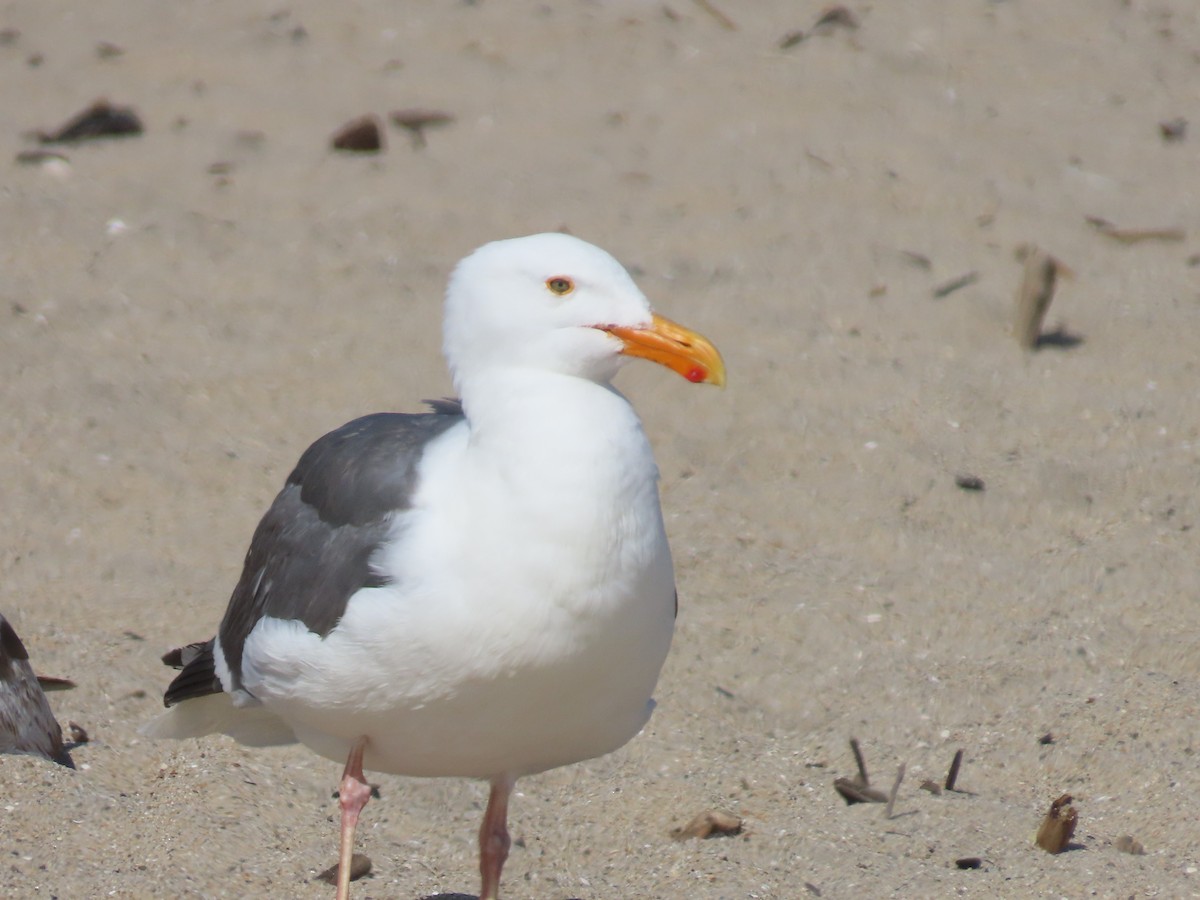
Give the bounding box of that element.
[0,615,73,768]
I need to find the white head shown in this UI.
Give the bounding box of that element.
[443,233,724,391]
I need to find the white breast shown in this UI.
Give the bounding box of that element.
[239,371,677,779]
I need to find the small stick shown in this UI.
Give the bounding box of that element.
[834,777,887,804]
[811,6,860,34]
[945,749,963,792]
[389,109,455,149]
[1085,215,1185,244]
[692,0,737,30]
[932,271,979,299]
[885,762,906,818]
[1013,246,1058,349]
[850,737,869,785]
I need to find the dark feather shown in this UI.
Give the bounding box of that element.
[0,616,30,680]
[163,639,221,706]
[0,615,73,767]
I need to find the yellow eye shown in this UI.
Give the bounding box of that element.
[546,276,575,296]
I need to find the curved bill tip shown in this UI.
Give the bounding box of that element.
[601,312,726,387]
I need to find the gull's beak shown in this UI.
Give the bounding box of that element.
[600,312,726,387]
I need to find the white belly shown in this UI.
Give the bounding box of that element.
[238,384,677,779]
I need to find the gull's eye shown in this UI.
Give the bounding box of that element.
[546,276,575,296]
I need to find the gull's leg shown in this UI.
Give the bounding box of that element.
[478,775,516,900]
[335,735,372,900]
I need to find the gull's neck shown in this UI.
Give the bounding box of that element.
[455,365,657,489]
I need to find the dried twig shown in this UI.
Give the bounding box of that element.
[389,108,455,148]
[834,738,888,804]
[833,777,888,804]
[1013,246,1059,350]
[35,674,76,691]
[850,737,869,784]
[811,5,859,34]
[779,30,806,49]
[885,762,905,818]
[944,749,963,792]
[932,271,979,299]
[1086,215,1185,244]
[691,0,737,30]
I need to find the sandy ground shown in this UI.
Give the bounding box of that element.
[2,1,1199,897]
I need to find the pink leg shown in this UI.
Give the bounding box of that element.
[478,776,516,900]
[335,736,372,900]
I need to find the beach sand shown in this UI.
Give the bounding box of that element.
[2,2,1198,896]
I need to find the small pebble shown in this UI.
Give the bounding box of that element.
[670,809,743,840]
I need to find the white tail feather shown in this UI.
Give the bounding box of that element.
[140,693,297,748]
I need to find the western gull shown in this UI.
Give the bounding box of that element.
[143,232,725,899]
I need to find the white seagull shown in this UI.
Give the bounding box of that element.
[144,232,725,899]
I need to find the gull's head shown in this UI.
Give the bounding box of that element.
[443,232,725,389]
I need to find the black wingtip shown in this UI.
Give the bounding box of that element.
[423,397,464,416]
[161,638,224,707]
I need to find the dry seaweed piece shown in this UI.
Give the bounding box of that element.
[1115,834,1145,855]
[34,674,75,691]
[1085,215,1185,244]
[691,0,737,30]
[932,271,979,299]
[1013,246,1059,350]
[315,853,371,885]
[944,748,964,791]
[811,5,859,34]
[885,762,905,818]
[1159,117,1187,142]
[1035,793,1077,853]
[389,108,455,148]
[332,115,384,153]
[779,30,806,49]
[38,100,143,144]
[834,776,888,804]
[834,737,888,804]
[671,809,743,840]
